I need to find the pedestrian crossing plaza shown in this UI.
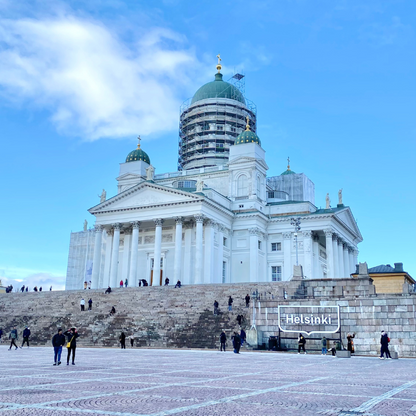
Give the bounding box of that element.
[0,346,415,415]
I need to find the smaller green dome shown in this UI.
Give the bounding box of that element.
[125,148,150,164]
[235,130,261,146]
[281,169,296,175]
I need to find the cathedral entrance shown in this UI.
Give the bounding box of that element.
[150,257,163,286]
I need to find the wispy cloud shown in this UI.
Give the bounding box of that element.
[0,267,66,291]
[0,13,201,140]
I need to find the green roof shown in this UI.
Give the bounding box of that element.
[281,169,296,175]
[191,73,245,105]
[125,148,150,164]
[235,130,261,146]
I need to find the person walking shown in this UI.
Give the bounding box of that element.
[298,333,306,354]
[245,294,250,308]
[8,327,19,350]
[125,278,128,288]
[232,332,241,354]
[240,329,246,347]
[347,333,355,354]
[119,332,126,349]
[129,334,134,347]
[220,331,227,352]
[119,280,124,288]
[20,327,31,348]
[380,331,391,359]
[52,328,66,365]
[80,298,85,311]
[83,281,87,290]
[64,328,79,365]
[228,296,233,312]
[321,336,327,355]
[0,328,3,343]
[87,281,91,289]
[88,298,92,311]
[213,300,219,315]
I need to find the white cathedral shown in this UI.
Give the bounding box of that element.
[65,59,363,290]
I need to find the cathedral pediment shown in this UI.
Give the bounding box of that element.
[89,182,202,213]
[116,172,143,181]
[334,208,363,242]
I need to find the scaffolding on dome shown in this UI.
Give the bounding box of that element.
[178,73,257,171]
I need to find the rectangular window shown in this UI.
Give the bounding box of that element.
[217,125,223,131]
[258,240,262,250]
[231,127,236,133]
[272,266,282,282]
[222,261,226,283]
[271,242,282,251]
[223,237,227,247]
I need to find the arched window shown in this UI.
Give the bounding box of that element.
[237,174,248,197]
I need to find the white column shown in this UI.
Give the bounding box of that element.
[194,215,204,284]
[121,229,131,284]
[129,221,140,286]
[302,230,313,279]
[110,223,121,287]
[249,228,259,282]
[312,233,320,279]
[348,247,355,275]
[217,225,224,284]
[332,234,339,278]
[183,223,192,284]
[103,229,113,287]
[173,217,183,284]
[338,237,345,278]
[343,243,350,276]
[324,229,334,279]
[91,225,103,289]
[153,218,163,286]
[204,220,216,283]
[283,232,292,280]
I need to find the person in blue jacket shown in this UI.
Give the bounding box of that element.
[52,328,66,365]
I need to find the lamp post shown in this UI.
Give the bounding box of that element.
[290,217,301,266]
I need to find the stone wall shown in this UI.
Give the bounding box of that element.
[1,278,415,356]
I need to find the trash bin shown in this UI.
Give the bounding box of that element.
[336,341,342,351]
[268,336,278,351]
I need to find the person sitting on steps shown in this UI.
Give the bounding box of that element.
[110,306,116,316]
[105,286,112,294]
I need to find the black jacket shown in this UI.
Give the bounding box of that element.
[380,333,389,347]
[220,332,226,343]
[52,333,66,347]
[23,328,31,338]
[64,331,79,347]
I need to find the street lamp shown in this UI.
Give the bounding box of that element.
[290,217,301,266]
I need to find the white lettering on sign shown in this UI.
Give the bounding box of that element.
[278,305,340,336]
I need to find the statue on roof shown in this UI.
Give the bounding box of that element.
[83,220,88,232]
[196,177,204,192]
[99,189,106,203]
[146,165,155,181]
[338,188,343,205]
[325,193,330,209]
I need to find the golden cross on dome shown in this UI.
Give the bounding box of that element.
[216,54,222,73]
[137,135,141,149]
[245,115,250,131]
[287,156,290,170]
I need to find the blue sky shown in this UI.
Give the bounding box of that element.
[0,0,415,290]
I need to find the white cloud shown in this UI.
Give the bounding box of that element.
[0,15,200,140]
[0,267,65,291]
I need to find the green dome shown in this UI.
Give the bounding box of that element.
[235,129,261,146]
[125,148,150,164]
[281,168,296,175]
[191,73,245,105]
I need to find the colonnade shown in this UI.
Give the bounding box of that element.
[90,215,228,289]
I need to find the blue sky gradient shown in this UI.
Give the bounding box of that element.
[0,0,415,289]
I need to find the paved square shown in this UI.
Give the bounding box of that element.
[0,346,415,415]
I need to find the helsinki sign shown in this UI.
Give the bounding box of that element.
[278,305,340,336]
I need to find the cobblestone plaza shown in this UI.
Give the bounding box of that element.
[0,347,415,415]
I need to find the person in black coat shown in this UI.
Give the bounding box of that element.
[119,332,126,349]
[380,331,391,359]
[298,333,306,354]
[52,328,66,365]
[232,332,241,354]
[64,328,79,365]
[220,331,227,352]
[21,327,31,348]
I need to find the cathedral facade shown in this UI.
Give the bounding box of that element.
[65,62,362,290]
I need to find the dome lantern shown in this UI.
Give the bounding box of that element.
[234,116,261,145]
[125,136,150,164]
